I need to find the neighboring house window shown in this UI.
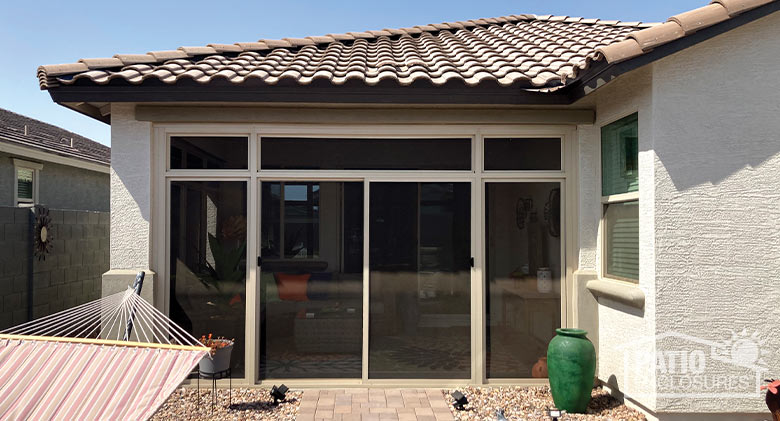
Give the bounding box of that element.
[12,159,43,207]
[601,113,639,282]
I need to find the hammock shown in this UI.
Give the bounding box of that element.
[0,273,209,421]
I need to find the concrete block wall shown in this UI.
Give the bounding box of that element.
[0,207,32,329]
[0,206,109,329]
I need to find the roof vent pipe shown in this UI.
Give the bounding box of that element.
[23,125,27,136]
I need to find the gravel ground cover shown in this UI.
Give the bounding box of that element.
[442,386,646,421]
[152,387,302,421]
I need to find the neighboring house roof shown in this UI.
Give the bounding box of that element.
[0,108,110,166]
[37,0,777,120]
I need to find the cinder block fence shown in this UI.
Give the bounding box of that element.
[0,206,109,329]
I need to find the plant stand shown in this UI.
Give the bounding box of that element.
[197,368,232,414]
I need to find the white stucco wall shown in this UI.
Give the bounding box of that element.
[109,104,152,270]
[576,65,658,411]
[650,11,780,415]
[575,10,780,419]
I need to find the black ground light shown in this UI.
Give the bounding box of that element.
[451,391,468,410]
[270,384,289,404]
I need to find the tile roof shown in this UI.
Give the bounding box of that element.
[596,0,773,63]
[36,0,775,92]
[0,108,110,166]
[37,15,653,91]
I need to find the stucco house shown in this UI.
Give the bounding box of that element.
[35,0,779,419]
[0,108,110,211]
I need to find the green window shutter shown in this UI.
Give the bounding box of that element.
[602,113,639,196]
[604,200,639,281]
[17,168,34,201]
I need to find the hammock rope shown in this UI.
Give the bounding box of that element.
[0,272,209,421]
[1,288,203,349]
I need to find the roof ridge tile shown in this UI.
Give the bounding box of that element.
[669,3,730,34]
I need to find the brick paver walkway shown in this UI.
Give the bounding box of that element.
[298,388,454,421]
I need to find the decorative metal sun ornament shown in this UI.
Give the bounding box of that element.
[33,205,53,261]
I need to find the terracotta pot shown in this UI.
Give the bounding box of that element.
[531,356,548,378]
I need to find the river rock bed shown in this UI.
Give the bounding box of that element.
[152,387,302,421]
[442,386,646,421]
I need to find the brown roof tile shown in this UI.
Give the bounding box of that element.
[78,58,123,69]
[207,43,244,53]
[598,0,774,63]
[178,46,218,56]
[713,0,773,15]
[37,15,643,90]
[670,4,730,33]
[37,1,776,91]
[629,21,686,50]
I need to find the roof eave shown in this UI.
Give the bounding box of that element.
[45,0,779,123]
[47,81,574,113]
[565,0,780,99]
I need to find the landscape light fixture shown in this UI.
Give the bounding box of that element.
[451,391,468,410]
[270,384,289,404]
[547,407,563,420]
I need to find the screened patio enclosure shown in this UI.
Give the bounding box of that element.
[161,125,574,385]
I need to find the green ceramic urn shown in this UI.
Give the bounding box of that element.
[547,328,596,413]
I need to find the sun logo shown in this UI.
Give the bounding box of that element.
[715,329,770,370]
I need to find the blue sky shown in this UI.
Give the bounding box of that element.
[0,0,705,146]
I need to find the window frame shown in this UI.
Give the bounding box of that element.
[599,113,640,283]
[13,158,42,207]
[482,136,563,172]
[152,122,578,386]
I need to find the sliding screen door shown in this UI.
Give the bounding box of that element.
[169,180,247,377]
[369,182,471,379]
[485,182,561,378]
[259,181,364,379]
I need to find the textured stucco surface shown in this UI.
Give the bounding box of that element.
[576,65,658,410]
[574,10,780,418]
[110,104,152,269]
[0,153,13,206]
[650,11,780,414]
[38,160,108,211]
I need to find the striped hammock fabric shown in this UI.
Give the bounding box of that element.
[0,275,209,421]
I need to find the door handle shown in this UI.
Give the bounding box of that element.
[470,257,474,268]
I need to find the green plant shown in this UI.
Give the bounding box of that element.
[198,233,246,290]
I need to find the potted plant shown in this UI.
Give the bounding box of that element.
[547,328,596,413]
[762,379,780,421]
[198,334,234,375]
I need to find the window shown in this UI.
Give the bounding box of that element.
[601,113,639,282]
[13,159,42,207]
[260,137,471,170]
[484,137,561,170]
[170,136,248,169]
[601,114,638,196]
